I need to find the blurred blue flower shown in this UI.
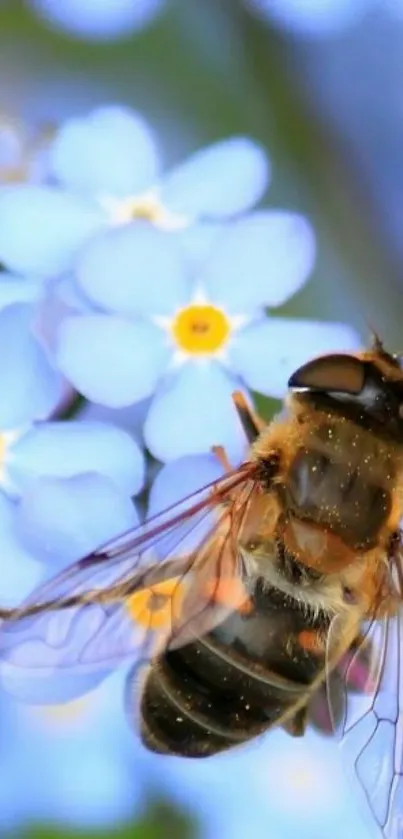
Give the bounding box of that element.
[0,669,141,832]
[28,0,167,42]
[245,0,376,36]
[0,437,142,705]
[56,216,359,462]
[385,0,403,18]
[0,417,142,619]
[0,105,269,275]
[0,114,51,185]
[0,299,65,428]
[140,727,370,839]
[8,420,143,563]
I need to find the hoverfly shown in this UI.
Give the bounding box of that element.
[0,340,403,838]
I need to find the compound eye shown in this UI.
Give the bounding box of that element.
[288,354,365,395]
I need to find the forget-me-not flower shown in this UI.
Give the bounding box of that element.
[0,116,66,425]
[0,417,142,627]
[0,105,269,276]
[0,300,65,427]
[0,668,142,832]
[0,114,51,185]
[0,436,142,706]
[245,0,377,36]
[247,0,403,36]
[55,216,359,462]
[28,0,167,42]
[139,726,369,839]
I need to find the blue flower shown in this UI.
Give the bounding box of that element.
[28,0,167,41]
[0,298,65,427]
[384,0,403,20]
[0,420,143,705]
[0,114,51,184]
[55,216,359,462]
[0,105,269,276]
[0,668,143,832]
[246,0,374,36]
[140,728,369,839]
[0,417,142,620]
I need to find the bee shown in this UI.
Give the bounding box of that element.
[0,338,403,838]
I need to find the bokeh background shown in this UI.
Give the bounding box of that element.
[0,1,401,838]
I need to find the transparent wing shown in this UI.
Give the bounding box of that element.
[326,595,403,838]
[0,464,257,704]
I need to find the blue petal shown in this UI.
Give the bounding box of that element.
[4,671,139,827]
[0,304,64,427]
[33,281,91,358]
[54,273,95,312]
[144,741,286,839]
[0,186,103,274]
[201,211,316,313]
[250,0,371,36]
[56,314,170,406]
[149,454,225,516]
[17,473,139,565]
[387,0,403,20]
[0,621,116,706]
[0,119,23,171]
[0,273,43,310]
[0,648,112,707]
[77,225,190,315]
[0,493,41,606]
[50,105,161,196]
[9,419,145,496]
[152,727,364,839]
[148,454,226,556]
[174,222,224,269]
[144,362,250,462]
[42,743,137,829]
[159,137,270,218]
[30,0,166,41]
[77,398,151,448]
[229,317,362,398]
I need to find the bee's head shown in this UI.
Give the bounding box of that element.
[288,352,403,439]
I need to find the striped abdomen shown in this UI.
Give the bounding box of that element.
[140,575,330,757]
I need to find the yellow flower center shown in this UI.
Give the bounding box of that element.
[129,194,172,224]
[0,435,7,464]
[101,191,188,230]
[126,578,184,631]
[31,694,93,731]
[172,304,230,355]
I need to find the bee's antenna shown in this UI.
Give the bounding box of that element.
[232,391,263,444]
[366,319,384,354]
[365,319,401,367]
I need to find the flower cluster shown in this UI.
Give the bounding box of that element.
[27,0,167,41]
[0,103,361,833]
[0,105,359,460]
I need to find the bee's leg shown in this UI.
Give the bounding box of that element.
[282,705,308,738]
[388,529,403,604]
[232,391,264,444]
[211,394,264,471]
